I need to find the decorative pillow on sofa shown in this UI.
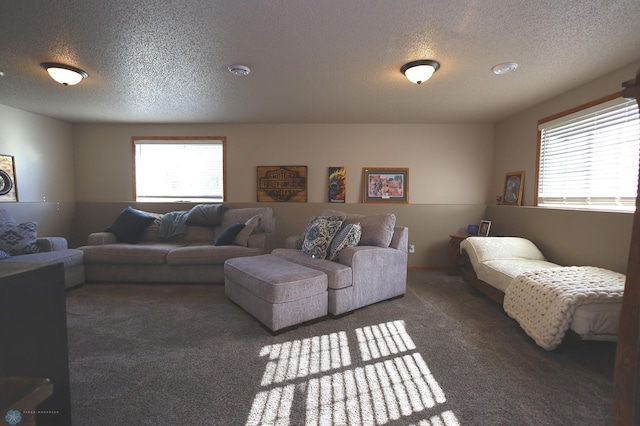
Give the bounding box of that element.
[301,216,343,259]
[214,223,245,246]
[328,222,362,261]
[105,206,156,244]
[296,215,344,250]
[0,249,11,260]
[186,204,227,226]
[233,214,262,247]
[0,221,40,255]
[322,209,395,248]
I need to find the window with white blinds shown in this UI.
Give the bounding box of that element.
[133,137,225,202]
[537,97,639,212]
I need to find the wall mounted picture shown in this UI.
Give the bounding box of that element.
[503,171,525,206]
[479,220,492,237]
[0,154,18,202]
[328,167,346,203]
[257,166,307,202]
[362,168,408,204]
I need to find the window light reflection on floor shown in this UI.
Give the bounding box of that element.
[247,320,459,426]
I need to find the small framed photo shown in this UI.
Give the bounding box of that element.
[503,171,525,206]
[362,168,408,203]
[479,220,492,237]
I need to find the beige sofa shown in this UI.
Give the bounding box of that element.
[79,206,274,283]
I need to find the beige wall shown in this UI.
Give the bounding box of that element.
[489,60,640,273]
[0,104,76,237]
[73,123,494,204]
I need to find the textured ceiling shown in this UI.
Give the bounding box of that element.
[1,0,639,124]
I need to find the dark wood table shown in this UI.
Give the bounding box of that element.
[0,377,53,425]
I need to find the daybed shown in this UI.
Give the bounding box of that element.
[224,208,408,332]
[460,236,625,350]
[0,210,84,289]
[79,205,274,283]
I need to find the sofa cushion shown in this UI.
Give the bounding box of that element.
[233,214,262,247]
[0,221,40,255]
[215,223,245,246]
[186,225,216,243]
[80,243,183,265]
[4,248,84,269]
[219,208,273,233]
[322,209,395,248]
[301,216,343,259]
[186,204,227,226]
[271,248,353,290]
[328,222,362,261]
[0,249,11,259]
[166,244,263,265]
[106,206,156,243]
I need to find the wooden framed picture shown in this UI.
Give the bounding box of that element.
[503,171,524,206]
[362,168,408,204]
[257,166,307,202]
[328,167,346,203]
[0,154,18,202]
[479,220,492,237]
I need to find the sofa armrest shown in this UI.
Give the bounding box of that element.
[285,235,302,249]
[247,232,273,252]
[87,232,118,245]
[36,237,68,252]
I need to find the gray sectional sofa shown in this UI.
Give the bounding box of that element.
[0,210,84,290]
[79,206,274,283]
[224,208,409,332]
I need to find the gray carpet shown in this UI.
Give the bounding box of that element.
[66,270,615,425]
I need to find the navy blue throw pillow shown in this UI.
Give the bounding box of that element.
[214,223,245,246]
[105,206,156,243]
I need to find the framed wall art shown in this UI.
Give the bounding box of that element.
[257,166,307,202]
[479,220,492,237]
[362,168,408,204]
[328,167,346,203]
[0,154,18,202]
[503,171,524,206]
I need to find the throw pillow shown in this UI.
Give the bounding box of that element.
[233,214,262,247]
[328,222,362,261]
[342,213,396,248]
[186,204,227,226]
[214,223,245,246]
[297,215,344,250]
[0,248,12,260]
[105,206,156,244]
[301,217,343,259]
[0,221,40,255]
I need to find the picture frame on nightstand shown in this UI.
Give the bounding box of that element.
[479,220,491,237]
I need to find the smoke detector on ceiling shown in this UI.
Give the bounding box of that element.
[228,64,250,76]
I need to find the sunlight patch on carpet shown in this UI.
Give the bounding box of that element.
[247,320,459,425]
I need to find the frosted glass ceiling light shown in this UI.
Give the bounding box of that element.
[41,62,88,86]
[401,60,440,85]
[492,62,518,75]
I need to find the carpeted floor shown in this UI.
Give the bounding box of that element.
[65,270,615,425]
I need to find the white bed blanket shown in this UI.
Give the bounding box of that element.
[503,266,625,350]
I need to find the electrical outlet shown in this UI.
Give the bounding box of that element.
[409,244,415,253]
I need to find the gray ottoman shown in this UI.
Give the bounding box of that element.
[224,254,328,333]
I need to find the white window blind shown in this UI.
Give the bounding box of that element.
[537,98,639,211]
[134,138,225,202]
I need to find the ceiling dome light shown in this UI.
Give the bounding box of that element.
[228,64,250,76]
[492,62,518,75]
[41,62,88,86]
[401,60,440,85]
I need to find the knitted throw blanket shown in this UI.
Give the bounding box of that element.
[503,266,625,350]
